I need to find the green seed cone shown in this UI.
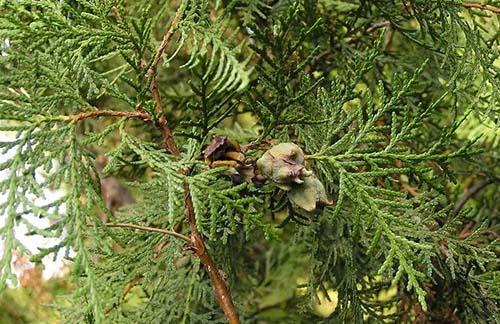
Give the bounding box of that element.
[288,175,332,212]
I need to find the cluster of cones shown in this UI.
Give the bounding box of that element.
[203,136,332,213]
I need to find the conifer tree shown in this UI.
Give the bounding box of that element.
[0,1,499,323]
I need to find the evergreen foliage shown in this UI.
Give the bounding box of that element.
[0,0,498,323]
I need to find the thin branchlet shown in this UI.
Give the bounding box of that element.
[88,222,191,242]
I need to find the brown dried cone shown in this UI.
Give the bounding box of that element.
[256,143,332,212]
[203,135,242,166]
[203,136,255,183]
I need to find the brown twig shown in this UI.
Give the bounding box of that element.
[150,8,183,70]
[150,79,180,155]
[90,222,190,242]
[462,2,500,14]
[68,110,150,122]
[453,178,499,214]
[146,8,241,323]
[147,8,183,156]
[183,181,240,324]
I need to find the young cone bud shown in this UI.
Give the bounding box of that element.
[256,143,311,189]
[257,143,332,212]
[288,175,332,212]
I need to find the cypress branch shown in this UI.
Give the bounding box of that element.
[462,2,500,14]
[144,7,240,321]
[88,222,190,242]
[68,110,150,122]
[0,1,498,323]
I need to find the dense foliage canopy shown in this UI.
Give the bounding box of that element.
[0,1,499,323]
